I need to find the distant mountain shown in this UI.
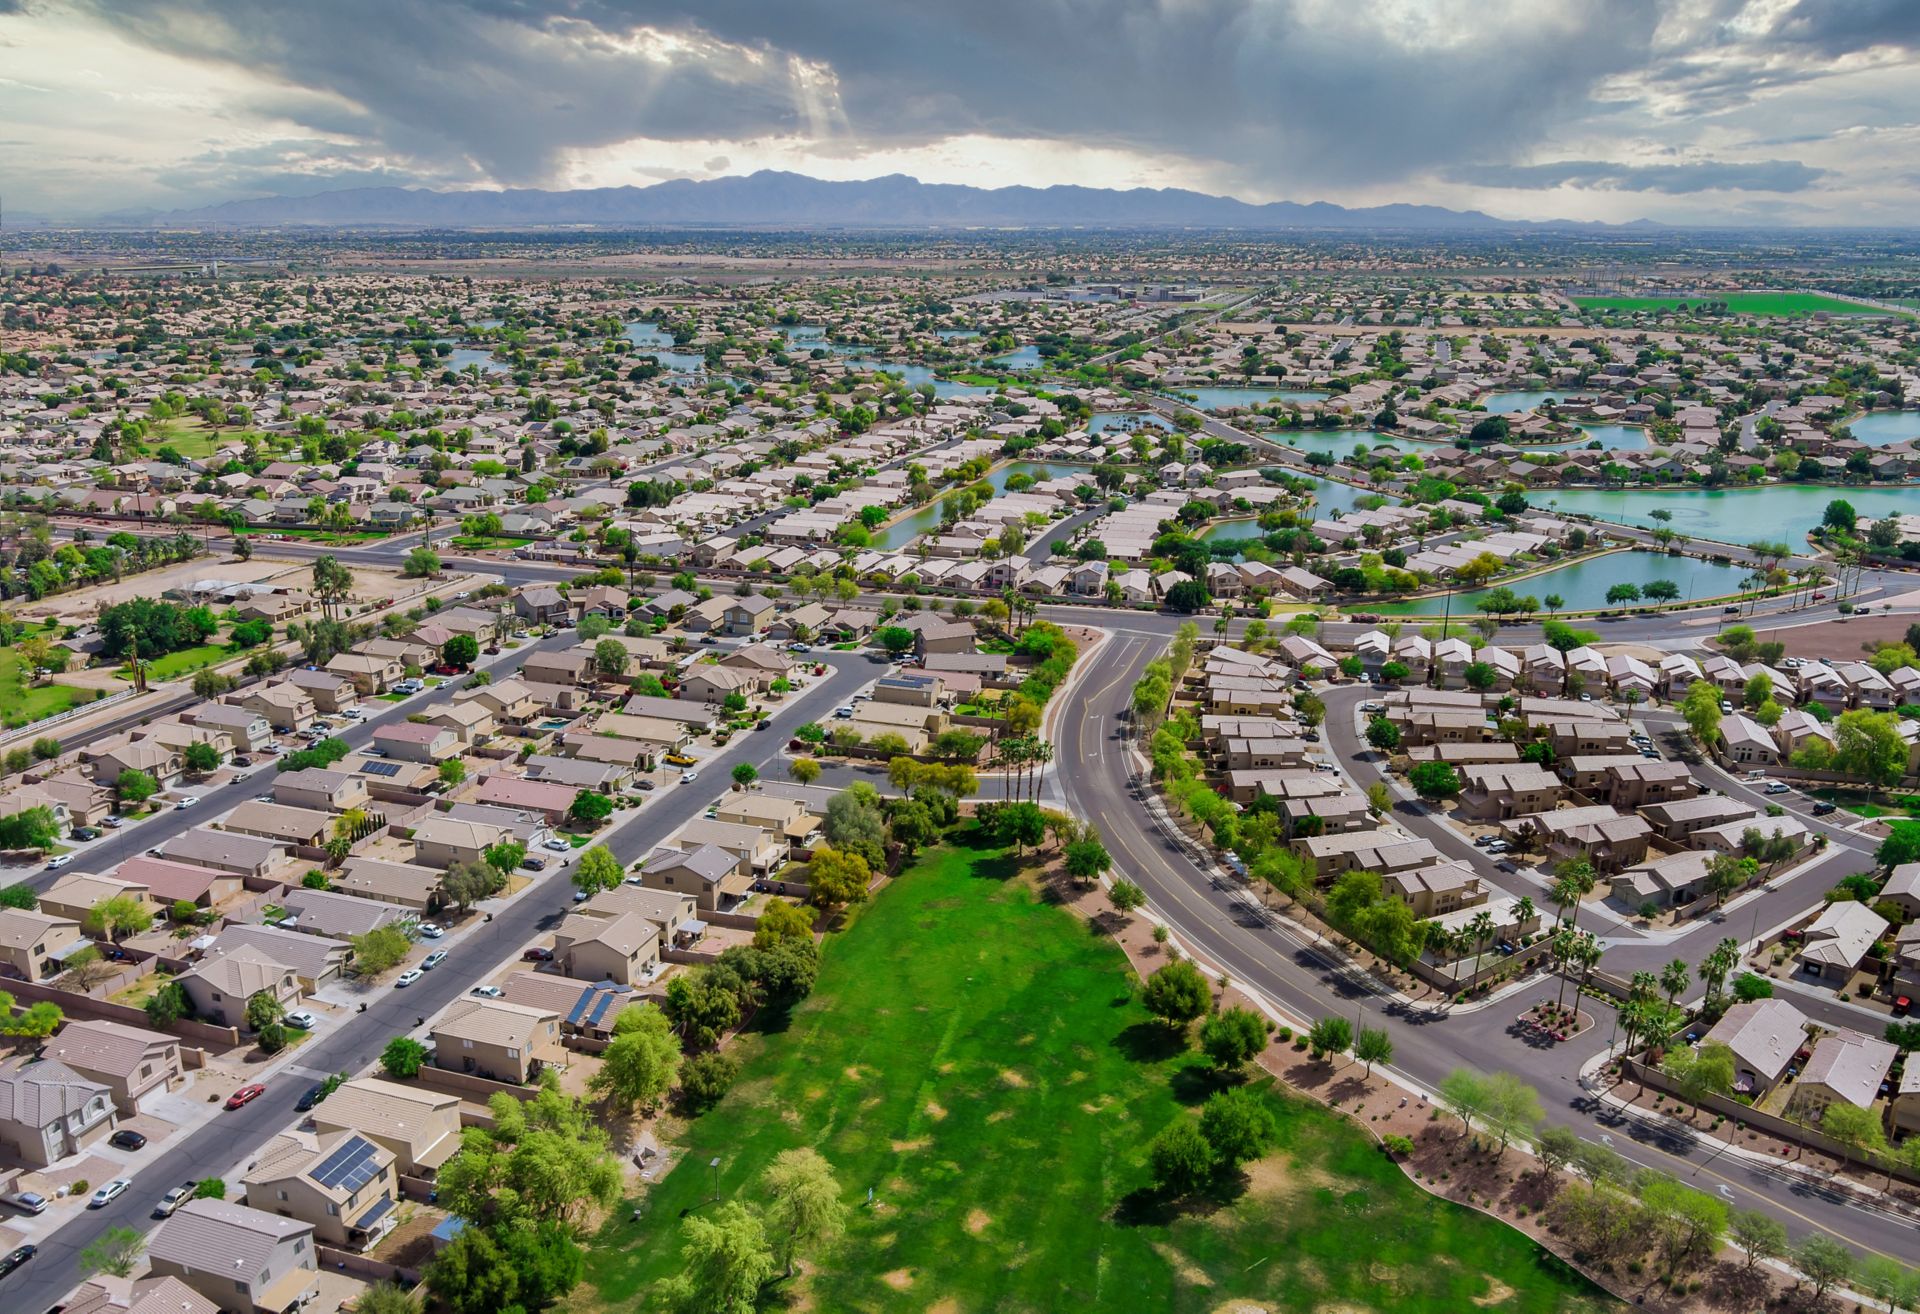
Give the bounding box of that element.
[132,171,1640,231]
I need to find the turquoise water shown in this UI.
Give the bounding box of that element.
[869,461,1082,549]
[936,328,981,340]
[1275,429,1409,460]
[1482,391,1561,414]
[839,358,993,399]
[1372,551,1754,615]
[1842,411,1920,445]
[1088,411,1164,435]
[990,345,1044,370]
[1198,478,1386,540]
[445,347,508,375]
[1168,385,1328,412]
[623,321,710,374]
[1536,484,1920,546]
[1574,424,1650,451]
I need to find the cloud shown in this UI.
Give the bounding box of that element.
[1447,157,1827,193]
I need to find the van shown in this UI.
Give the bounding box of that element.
[1763,781,1791,795]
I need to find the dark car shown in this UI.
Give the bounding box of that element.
[522,946,553,961]
[1811,801,1838,816]
[0,1245,35,1279]
[71,827,101,841]
[108,1129,147,1151]
[295,1084,327,1112]
[521,856,546,872]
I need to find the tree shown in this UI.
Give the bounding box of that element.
[1638,1174,1727,1277]
[730,762,758,790]
[990,799,1048,854]
[86,893,152,941]
[1731,971,1773,1002]
[437,1079,623,1233]
[485,840,528,879]
[1365,717,1401,751]
[753,899,813,947]
[1438,1068,1491,1139]
[245,989,285,1033]
[117,768,159,806]
[875,625,916,656]
[191,669,232,699]
[1065,834,1112,886]
[1163,579,1212,613]
[0,805,60,851]
[183,740,221,774]
[1142,959,1211,1030]
[1307,1015,1352,1062]
[760,1147,849,1279]
[439,758,468,789]
[1820,1101,1886,1167]
[883,796,938,856]
[311,555,355,620]
[444,633,480,667]
[193,1178,227,1200]
[1408,761,1460,800]
[1199,1007,1268,1072]
[822,784,886,868]
[1834,708,1908,796]
[1662,1041,1735,1109]
[568,790,614,827]
[1794,1235,1854,1299]
[1729,1208,1787,1270]
[1148,1117,1216,1195]
[79,1225,146,1278]
[1535,1124,1581,1179]
[661,1201,777,1314]
[441,861,502,913]
[1681,679,1722,746]
[381,1035,428,1079]
[403,546,442,578]
[573,845,624,896]
[0,884,35,909]
[1354,1026,1394,1075]
[425,1227,517,1314]
[352,925,412,976]
[590,1005,681,1112]
[787,757,821,785]
[1108,879,1146,917]
[1199,1086,1276,1169]
[353,1284,416,1314]
[1823,498,1858,534]
[593,637,627,678]
[1481,1072,1542,1153]
[807,845,871,913]
[145,981,188,1027]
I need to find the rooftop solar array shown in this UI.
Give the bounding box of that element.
[361,761,402,778]
[311,1135,383,1194]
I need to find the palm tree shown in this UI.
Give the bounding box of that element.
[1567,932,1602,1029]
[1622,971,1660,1053]
[1660,957,1691,1008]
[1697,937,1739,1006]
[1026,739,1054,804]
[1550,928,1578,1013]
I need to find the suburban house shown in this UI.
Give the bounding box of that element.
[333,858,446,910]
[0,1057,118,1166]
[430,998,564,1085]
[220,801,333,849]
[552,910,662,985]
[189,705,274,755]
[43,1018,185,1113]
[324,652,403,696]
[39,872,154,931]
[175,946,302,1030]
[1701,998,1810,1096]
[272,768,371,815]
[1796,901,1889,985]
[412,816,512,868]
[0,906,86,981]
[500,973,637,1041]
[147,1199,320,1314]
[63,1276,220,1314]
[311,1077,463,1178]
[277,887,411,940]
[157,829,288,878]
[287,668,359,714]
[371,722,459,763]
[239,684,318,733]
[242,1128,400,1248]
[207,925,350,992]
[1787,1029,1898,1120]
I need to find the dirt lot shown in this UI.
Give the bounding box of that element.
[1753,609,1915,661]
[26,552,429,626]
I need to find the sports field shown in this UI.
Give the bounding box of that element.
[1572,291,1891,317]
[583,836,1613,1313]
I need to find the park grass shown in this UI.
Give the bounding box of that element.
[449,535,535,551]
[0,648,82,727]
[118,643,228,683]
[582,835,1612,1314]
[1809,787,1920,820]
[1572,291,1891,317]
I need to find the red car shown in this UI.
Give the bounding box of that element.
[225,1084,266,1110]
[522,947,553,961]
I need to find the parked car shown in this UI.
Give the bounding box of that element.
[1,1191,47,1215]
[102,816,124,828]
[153,1184,196,1218]
[833,705,854,719]
[0,1245,34,1279]
[89,1179,132,1209]
[225,1084,266,1110]
[417,923,444,939]
[679,770,699,785]
[470,985,504,998]
[295,1085,327,1112]
[394,968,423,987]
[108,1129,147,1151]
[664,753,698,767]
[44,854,72,870]
[1764,781,1792,795]
[422,949,448,969]
[1811,801,1838,816]
[521,855,546,872]
[285,1009,317,1030]
[71,827,100,841]
[522,947,553,961]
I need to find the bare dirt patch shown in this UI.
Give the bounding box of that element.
[1152,1241,1212,1286]
[844,1065,864,1081]
[891,1139,928,1153]
[924,1100,947,1120]
[880,1269,914,1291]
[986,1109,1012,1123]
[998,1069,1028,1088]
[1473,1277,1516,1306]
[964,1208,991,1236]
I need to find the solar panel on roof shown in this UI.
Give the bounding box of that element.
[361,761,402,777]
[311,1135,383,1193]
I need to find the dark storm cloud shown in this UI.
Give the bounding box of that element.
[71,0,1669,191]
[1447,158,1827,194]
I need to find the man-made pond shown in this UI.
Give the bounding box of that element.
[444,346,509,375]
[1088,411,1165,435]
[935,328,980,340]
[623,321,710,374]
[1481,391,1559,414]
[1842,411,1920,445]
[1371,550,1754,615]
[1536,484,1920,546]
[1198,479,1390,544]
[1572,424,1650,451]
[1168,385,1328,412]
[869,461,1083,549]
[989,345,1043,370]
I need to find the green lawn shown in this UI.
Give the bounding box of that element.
[584,836,1611,1313]
[119,644,228,682]
[1572,291,1893,317]
[267,527,391,544]
[0,649,82,728]
[449,535,535,550]
[1809,787,1920,819]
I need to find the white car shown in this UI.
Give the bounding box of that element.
[470,985,503,998]
[417,923,444,939]
[174,797,200,810]
[394,968,423,987]
[284,1010,317,1030]
[543,838,570,853]
[679,770,699,785]
[45,854,72,870]
[89,1178,132,1209]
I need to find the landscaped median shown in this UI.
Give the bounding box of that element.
[583,829,1613,1312]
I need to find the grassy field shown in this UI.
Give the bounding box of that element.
[0,649,82,727]
[119,644,228,682]
[582,836,1611,1313]
[449,535,535,550]
[1572,291,1889,317]
[1810,787,1920,819]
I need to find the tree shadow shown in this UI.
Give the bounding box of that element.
[1112,1021,1187,1063]
[1169,1064,1226,1106]
[1111,1183,1229,1228]
[967,850,1024,883]
[1697,1260,1772,1312]
[1086,910,1127,937]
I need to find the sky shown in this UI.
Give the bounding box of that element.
[1,0,1916,225]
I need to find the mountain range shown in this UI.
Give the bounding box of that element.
[125,171,1652,231]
